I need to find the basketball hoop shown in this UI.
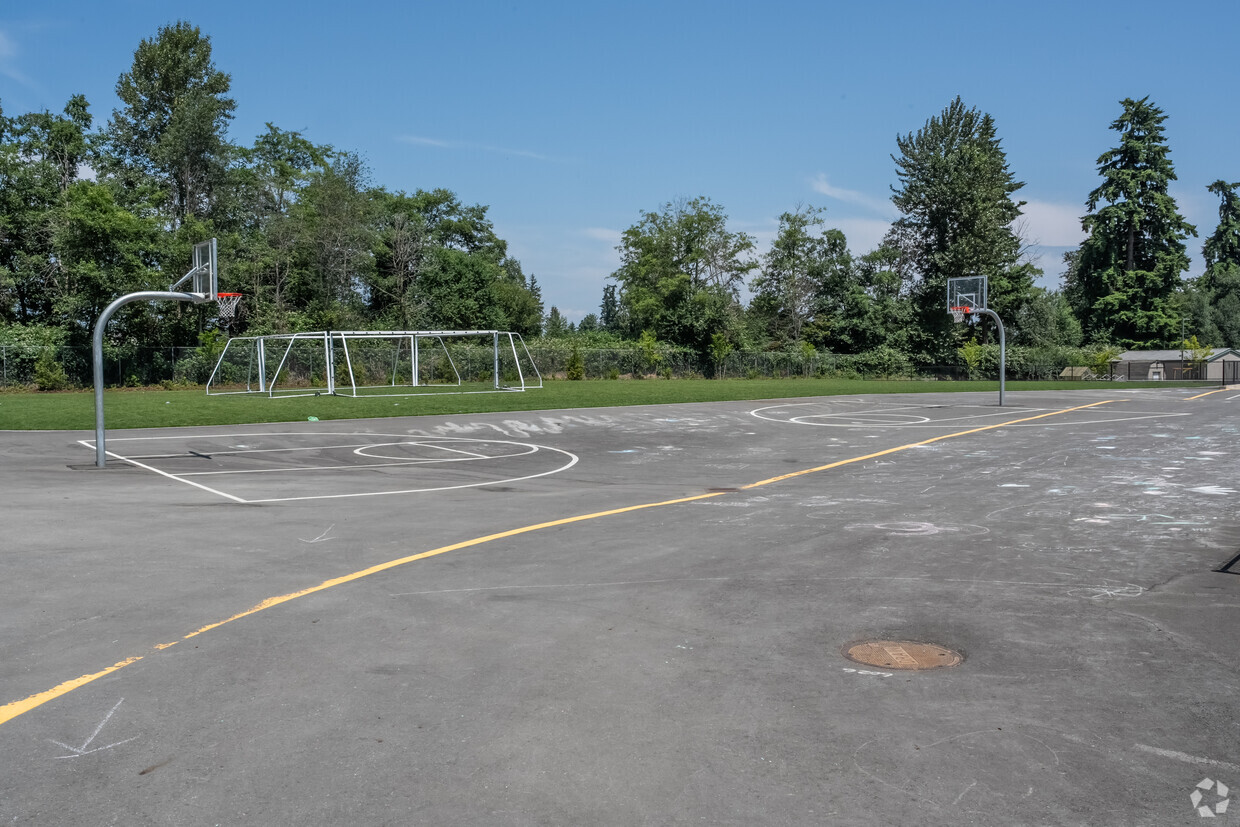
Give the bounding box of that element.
[217,292,242,323]
[950,306,969,324]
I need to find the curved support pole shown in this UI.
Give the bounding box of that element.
[975,308,1006,406]
[93,291,208,467]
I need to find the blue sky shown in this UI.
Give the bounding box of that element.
[3,1,1238,321]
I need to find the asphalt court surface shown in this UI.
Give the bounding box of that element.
[2,387,1238,825]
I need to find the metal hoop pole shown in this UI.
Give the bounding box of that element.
[975,308,1006,406]
[93,291,208,467]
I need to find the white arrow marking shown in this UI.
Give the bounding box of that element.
[299,524,336,543]
[49,698,137,759]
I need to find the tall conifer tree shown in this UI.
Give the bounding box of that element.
[1071,97,1195,347]
[888,97,1035,361]
[1197,180,1240,346]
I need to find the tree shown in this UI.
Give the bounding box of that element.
[0,96,97,324]
[227,125,331,330]
[491,259,543,336]
[544,306,569,338]
[599,284,621,332]
[371,206,430,327]
[888,97,1035,361]
[101,20,236,224]
[1014,287,1082,349]
[290,152,375,322]
[565,344,585,380]
[1195,180,1240,347]
[610,197,754,352]
[1072,97,1196,347]
[810,242,914,354]
[749,206,849,345]
[1181,334,1212,378]
[708,331,733,378]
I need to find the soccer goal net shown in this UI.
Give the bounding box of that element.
[205,330,542,397]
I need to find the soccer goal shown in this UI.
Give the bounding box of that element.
[205,330,542,397]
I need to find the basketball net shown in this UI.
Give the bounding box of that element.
[950,306,971,324]
[217,293,242,323]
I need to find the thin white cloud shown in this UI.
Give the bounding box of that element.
[1020,199,1086,248]
[745,215,892,257]
[396,134,553,161]
[399,135,454,148]
[581,227,620,244]
[0,26,36,89]
[810,174,897,218]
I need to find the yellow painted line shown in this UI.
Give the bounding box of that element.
[0,399,1116,728]
[743,400,1117,489]
[0,493,725,726]
[0,657,141,727]
[1185,387,1229,400]
[180,491,727,640]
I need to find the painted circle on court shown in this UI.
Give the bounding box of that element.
[353,438,539,463]
[792,412,932,426]
[750,401,1194,429]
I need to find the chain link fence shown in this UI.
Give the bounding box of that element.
[4,343,1223,390]
[0,345,203,389]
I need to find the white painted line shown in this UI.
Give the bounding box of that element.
[352,441,498,462]
[243,449,580,503]
[1135,744,1240,773]
[751,403,1191,429]
[175,447,540,476]
[176,459,479,477]
[77,441,248,503]
[410,442,492,459]
[123,441,390,459]
[82,433,581,502]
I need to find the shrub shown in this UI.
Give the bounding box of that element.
[566,345,585,380]
[34,349,70,391]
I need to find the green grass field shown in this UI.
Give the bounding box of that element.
[0,378,1207,431]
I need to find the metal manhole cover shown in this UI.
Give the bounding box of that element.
[843,640,962,670]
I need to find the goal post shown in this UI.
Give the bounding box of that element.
[206,330,542,398]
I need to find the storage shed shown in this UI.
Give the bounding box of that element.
[1112,348,1240,382]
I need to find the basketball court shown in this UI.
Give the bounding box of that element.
[2,386,1237,824]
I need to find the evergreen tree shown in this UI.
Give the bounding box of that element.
[1193,180,1240,347]
[544,306,569,337]
[599,284,620,332]
[888,97,1035,361]
[1073,97,1196,347]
